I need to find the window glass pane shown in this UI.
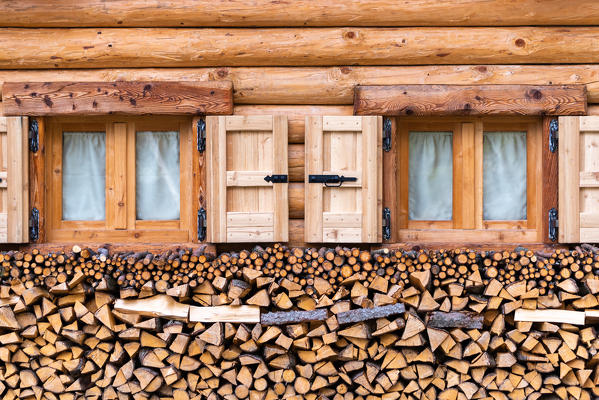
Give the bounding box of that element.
[409,131,453,220]
[483,131,527,220]
[62,132,106,221]
[136,131,180,220]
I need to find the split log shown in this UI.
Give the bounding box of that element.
[261,309,328,325]
[427,311,484,329]
[337,303,405,325]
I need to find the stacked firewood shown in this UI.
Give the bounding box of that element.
[1,244,599,399]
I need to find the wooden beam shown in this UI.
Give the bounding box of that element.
[542,117,559,243]
[189,305,260,323]
[1,28,599,68]
[514,309,586,325]
[2,1,599,27]
[1,81,233,116]
[2,66,599,105]
[354,85,587,116]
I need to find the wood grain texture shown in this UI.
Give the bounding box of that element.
[2,28,599,68]
[6,117,28,243]
[558,117,580,243]
[382,118,397,243]
[29,117,45,243]
[542,117,558,244]
[2,66,599,105]
[2,81,233,116]
[3,1,599,27]
[355,85,587,116]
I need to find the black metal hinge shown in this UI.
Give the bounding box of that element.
[197,118,206,153]
[383,117,392,152]
[264,174,288,183]
[548,207,558,242]
[549,118,558,153]
[197,208,207,242]
[383,207,391,240]
[29,119,39,153]
[309,174,356,187]
[29,208,39,242]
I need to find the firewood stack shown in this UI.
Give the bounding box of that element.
[1,244,599,399]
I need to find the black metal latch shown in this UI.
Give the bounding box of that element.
[548,207,558,242]
[549,118,558,153]
[197,118,206,153]
[29,119,39,153]
[197,208,206,242]
[383,207,391,240]
[30,208,39,242]
[264,174,288,183]
[383,117,392,152]
[309,174,357,187]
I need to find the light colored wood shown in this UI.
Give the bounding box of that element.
[226,171,273,187]
[3,66,599,105]
[323,116,362,132]
[559,117,581,242]
[0,117,7,242]
[474,120,484,230]
[107,123,127,230]
[361,116,382,242]
[273,115,289,242]
[225,115,273,131]
[323,212,361,228]
[6,116,28,242]
[3,28,599,68]
[305,116,323,242]
[207,116,226,243]
[114,295,189,321]
[514,309,585,325]
[227,212,273,227]
[189,305,260,324]
[461,123,475,229]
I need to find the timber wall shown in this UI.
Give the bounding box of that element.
[1,244,599,399]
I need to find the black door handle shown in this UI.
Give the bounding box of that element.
[308,174,357,187]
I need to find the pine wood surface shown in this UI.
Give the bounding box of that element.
[2,0,599,27]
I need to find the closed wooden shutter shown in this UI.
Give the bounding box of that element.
[206,115,288,243]
[559,116,599,242]
[305,116,382,243]
[0,117,29,242]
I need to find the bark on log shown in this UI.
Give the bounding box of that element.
[261,309,328,325]
[1,66,599,104]
[337,303,406,325]
[2,1,598,27]
[427,311,484,329]
[1,28,599,68]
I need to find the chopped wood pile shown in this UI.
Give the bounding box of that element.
[1,243,599,399]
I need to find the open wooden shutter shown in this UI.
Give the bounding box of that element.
[559,116,599,243]
[305,116,382,243]
[0,117,29,242]
[206,115,288,243]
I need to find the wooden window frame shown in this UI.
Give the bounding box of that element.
[45,116,194,243]
[395,116,543,243]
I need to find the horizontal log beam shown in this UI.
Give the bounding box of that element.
[1,81,233,116]
[2,66,599,105]
[1,28,599,68]
[3,1,599,27]
[354,84,587,116]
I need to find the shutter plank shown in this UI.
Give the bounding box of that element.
[6,116,28,243]
[207,116,227,243]
[305,116,324,242]
[272,115,288,242]
[558,116,580,243]
[361,116,381,242]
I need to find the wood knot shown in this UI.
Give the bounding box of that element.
[339,67,351,74]
[129,98,137,106]
[527,89,543,100]
[216,69,228,78]
[476,66,488,73]
[344,31,356,39]
[515,38,526,47]
[43,95,53,107]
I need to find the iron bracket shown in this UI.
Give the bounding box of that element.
[197,118,206,153]
[197,208,207,242]
[30,207,39,242]
[383,207,391,240]
[29,119,39,153]
[548,207,558,242]
[549,118,558,153]
[383,117,392,152]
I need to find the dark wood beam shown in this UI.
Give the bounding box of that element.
[354,84,587,116]
[1,81,233,116]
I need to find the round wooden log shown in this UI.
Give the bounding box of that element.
[2,1,598,27]
[1,28,599,68]
[1,66,599,103]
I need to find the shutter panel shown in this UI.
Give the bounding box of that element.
[559,116,599,243]
[0,117,29,243]
[305,116,382,243]
[206,115,288,243]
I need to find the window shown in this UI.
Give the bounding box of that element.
[47,116,193,242]
[397,117,542,242]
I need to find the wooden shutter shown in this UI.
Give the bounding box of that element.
[206,115,288,243]
[559,116,599,243]
[305,116,382,243]
[0,117,29,243]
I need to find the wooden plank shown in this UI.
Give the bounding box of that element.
[4,28,599,68]
[305,116,323,242]
[272,115,289,242]
[6,117,28,242]
[323,212,362,228]
[461,123,475,229]
[558,117,580,243]
[226,171,272,187]
[0,117,5,132]
[474,120,484,229]
[107,122,127,230]
[189,305,260,323]
[361,116,381,242]
[225,115,273,131]
[322,116,361,132]
[542,117,559,243]
[3,1,599,27]
[227,212,274,227]
[3,66,599,105]
[2,81,233,116]
[226,227,274,242]
[206,116,226,243]
[192,116,205,243]
[323,228,361,242]
[355,85,587,116]
[29,117,45,243]
[579,172,599,187]
[399,229,539,243]
[514,309,586,325]
[383,117,397,243]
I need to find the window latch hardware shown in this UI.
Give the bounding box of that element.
[264,174,288,183]
[383,117,392,152]
[197,118,206,153]
[308,174,357,187]
[30,207,39,242]
[197,207,206,242]
[549,118,558,153]
[29,119,39,153]
[383,207,391,240]
[548,207,558,242]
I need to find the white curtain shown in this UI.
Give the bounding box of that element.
[483,132,527,220]
[136,131,180,220]
[409,132,453,221]
[62,132,106,221]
